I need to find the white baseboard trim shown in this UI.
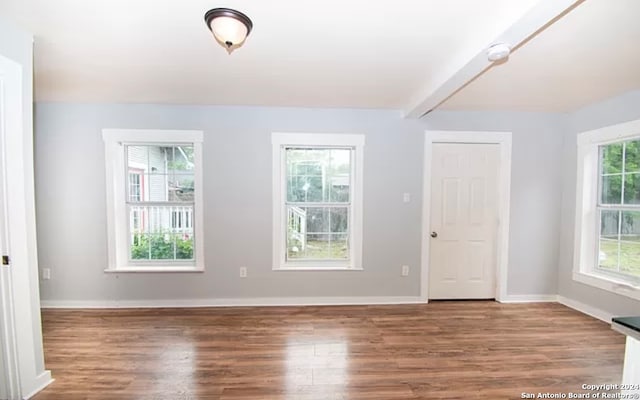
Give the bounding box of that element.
[498,294,559,303]
[24,370,53,399]
[38,295,617,326]
[557,295,613,323]
[41,296,428,309]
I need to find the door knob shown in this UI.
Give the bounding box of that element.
[430,231,438,238]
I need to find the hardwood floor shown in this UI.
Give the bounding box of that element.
[33,301,625,400]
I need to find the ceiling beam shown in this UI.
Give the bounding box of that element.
[404,0,583,119]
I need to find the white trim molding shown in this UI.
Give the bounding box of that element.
[421,130,512,302]
[41,296,425,309]
[499,295,558,304]
[557,296,614,324]
[271,132,365,271]
[573,118,640,301]
[23,372,54,400]
[39,295,621,328]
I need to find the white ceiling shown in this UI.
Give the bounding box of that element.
[0,0,638,113]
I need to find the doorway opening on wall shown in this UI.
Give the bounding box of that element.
[421,131,512,302]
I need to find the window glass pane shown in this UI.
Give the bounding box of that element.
[127,145,152,171]
[620,240,640,277]
[307,207,329,233]
[624,140,640,173]
[170,173,195,202]
[330,207,349,233]
[328,149,351,202]
[167,145,195,174]
[147,174,167,202]
[168,145,195,202]
[599,210,620,271]
[128,172,142,202]
[601,175,622,204]
[126,145,194,203]
[598,210,640,279]
[620,211,640,277]
[286,206,350,261]
[286,148,351,203]
[129,205,194,261]
[624,173,640,204]
[329,233,349,259]
[600,143,623,174]
[293,233,349,260]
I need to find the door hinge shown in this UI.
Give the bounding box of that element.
[2,255,9,265]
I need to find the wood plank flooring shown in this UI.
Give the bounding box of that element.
[33,301,625,400]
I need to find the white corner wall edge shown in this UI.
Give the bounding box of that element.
[23,371,53,400]
[557,295,614,323]
[499,294,559,303]
[40,296,427,309]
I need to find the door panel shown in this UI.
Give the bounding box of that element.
[429,143,499,299]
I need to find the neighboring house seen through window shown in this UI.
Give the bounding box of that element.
[103,129,204,272]
[574,119,640,300]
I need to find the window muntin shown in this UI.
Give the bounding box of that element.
[597,139,640,281]
[285,147,351,261]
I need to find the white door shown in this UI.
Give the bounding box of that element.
[428,143,499,299]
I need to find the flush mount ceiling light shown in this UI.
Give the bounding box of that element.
[204,8,253,54]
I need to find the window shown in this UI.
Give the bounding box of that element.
[574,119,640,300]
[272,133,364,270]
[598,140,640,281]
[102,129,204,272]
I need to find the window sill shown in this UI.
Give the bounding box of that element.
[273,266,363,271]
[105,266,204,273]
[573,271,640,301]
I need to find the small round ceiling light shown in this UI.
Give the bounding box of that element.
[204,8,253,54]
[487,43,511,62]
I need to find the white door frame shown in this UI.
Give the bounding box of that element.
[0,55,23,400]
[421,130,512,302]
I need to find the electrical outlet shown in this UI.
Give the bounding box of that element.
[42,268,51,280]
[401,265,409,277]
[239,267,247,278]
[403,193,411,203]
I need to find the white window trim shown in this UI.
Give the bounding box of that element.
[102,129,204,273]
[573,118,640,300]
[271,133,365,271]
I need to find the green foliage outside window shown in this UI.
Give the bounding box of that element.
[600,140,640,204]
[130,233,193,260]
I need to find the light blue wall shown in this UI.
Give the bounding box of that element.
[35,103,567,302]
[558,90,640,316]
[35,104,426,301]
